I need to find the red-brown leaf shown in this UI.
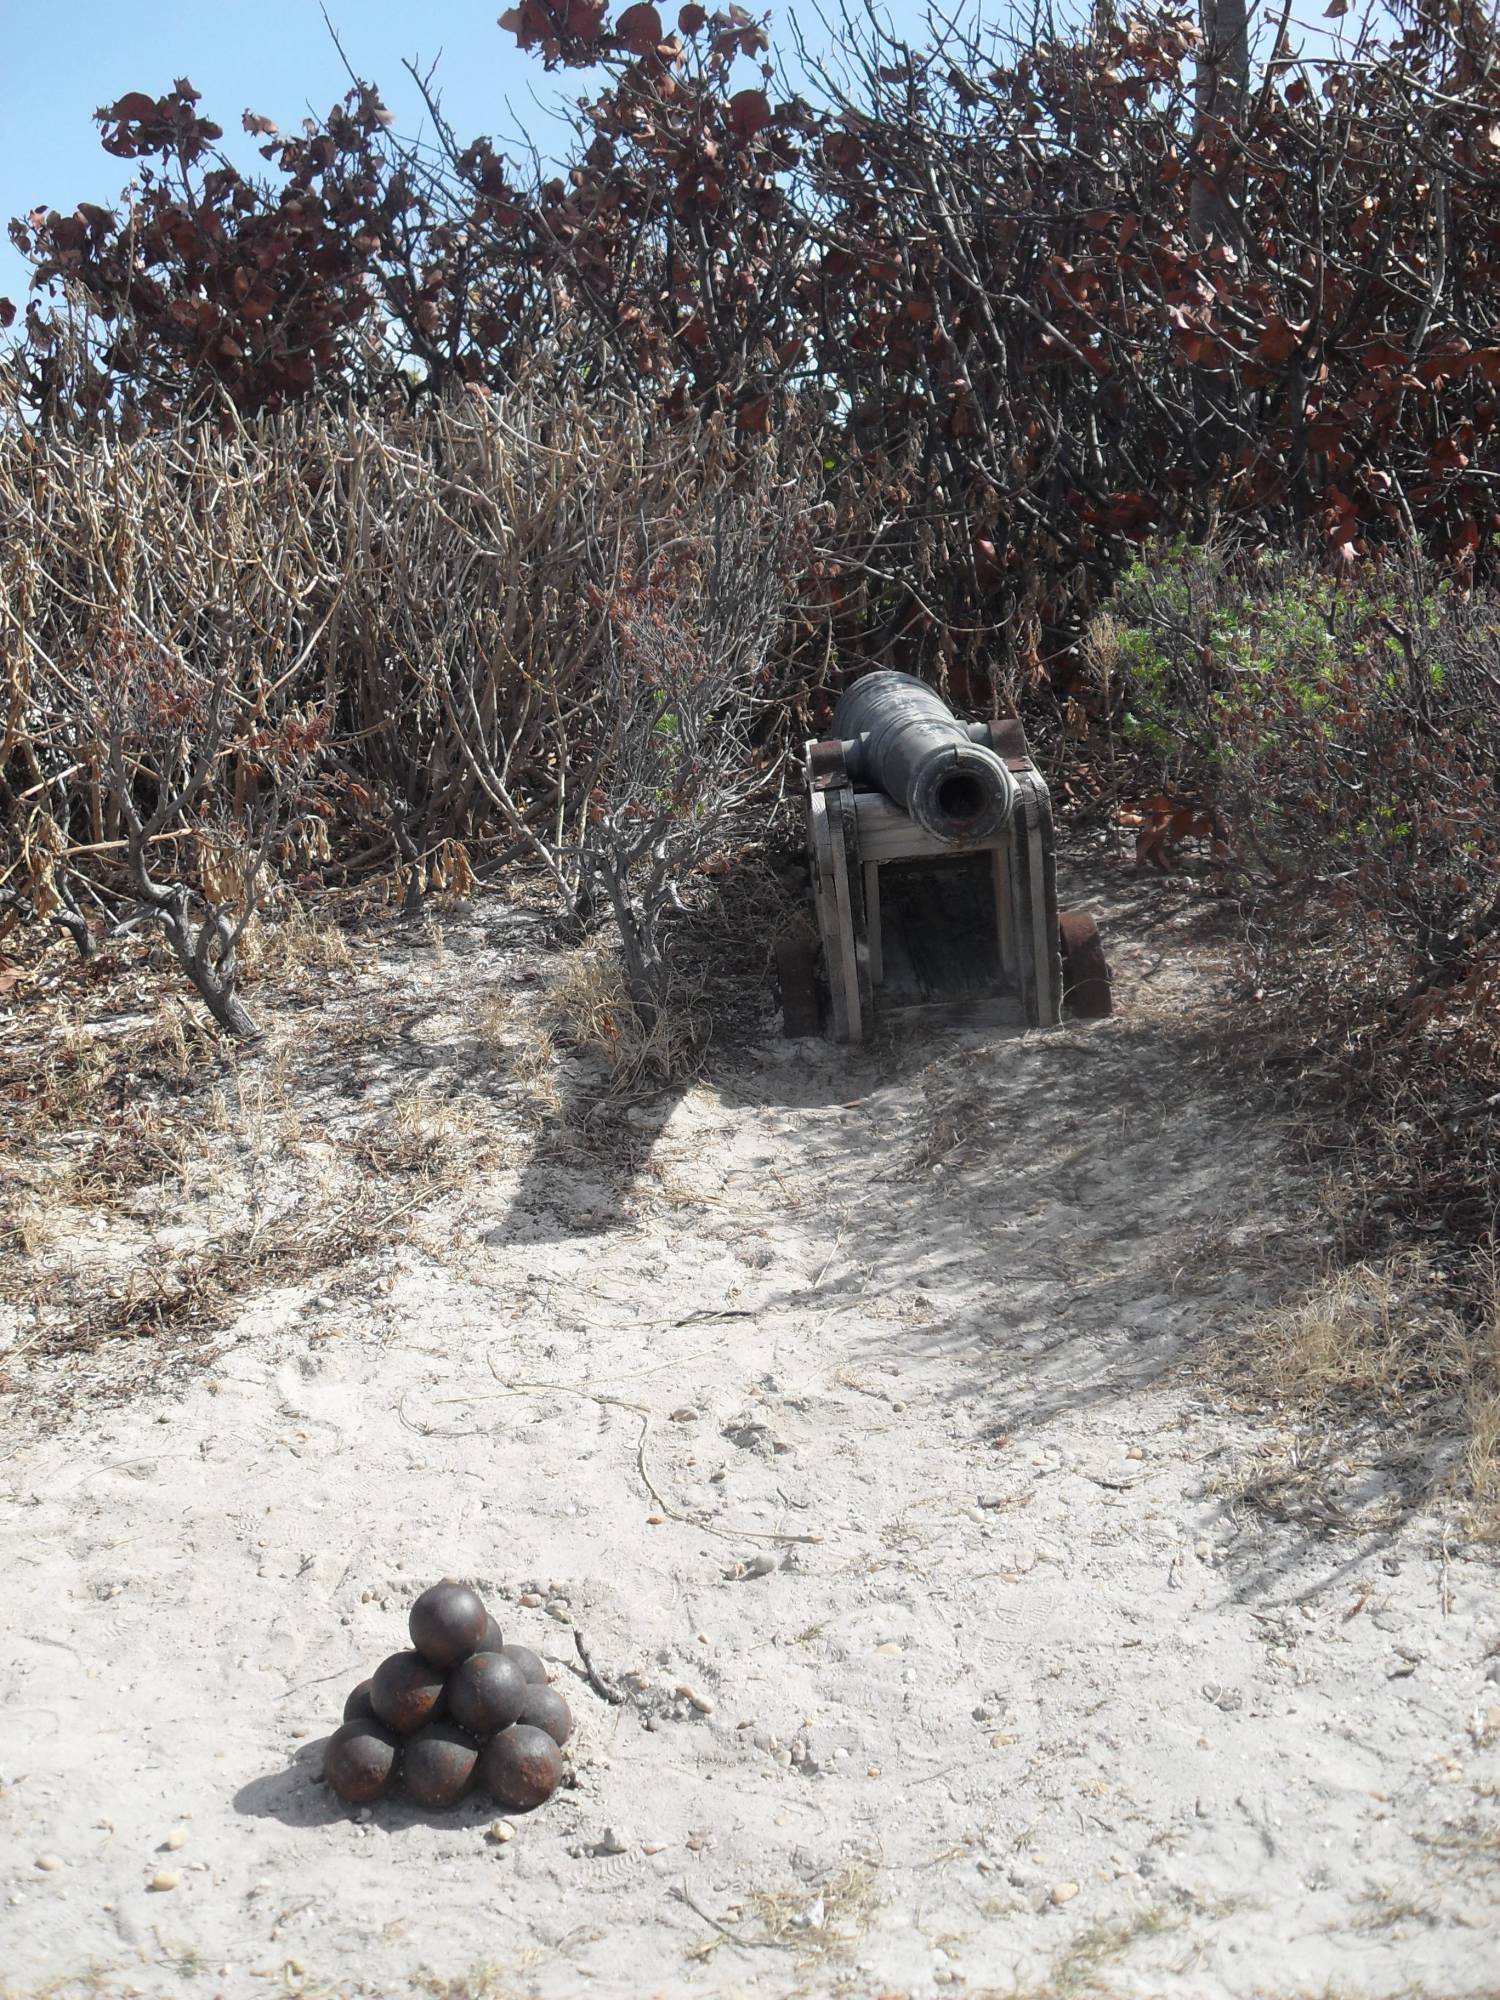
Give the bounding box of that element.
[727,89,772,142]
[616,2,663,51]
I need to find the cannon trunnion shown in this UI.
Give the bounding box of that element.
[780,671,1110,1042]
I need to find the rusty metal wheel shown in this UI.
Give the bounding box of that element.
[774,928,821,1039]
[1058,910,1112,1019]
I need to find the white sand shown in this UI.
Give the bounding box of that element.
[2,864,1497,1998]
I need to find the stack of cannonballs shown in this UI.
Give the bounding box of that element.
[323,1582,572,1814]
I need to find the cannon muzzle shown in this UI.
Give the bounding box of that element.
[831,671,1017,845]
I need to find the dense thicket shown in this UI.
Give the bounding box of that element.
[5,2,1500,691]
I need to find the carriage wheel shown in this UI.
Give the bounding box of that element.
[774,928,822,1038]
[1058,910,1112,1019]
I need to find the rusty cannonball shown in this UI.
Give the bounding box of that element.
[448,1649,528,1738]
[478,1724,563,1812]
[499,1642,548,1687]
[369,1649,447,1734]
[343,1678,378,1723]
[516,1683,572,1747]
[480,1613,504,1653]
[323,1719,398,1804]
[409,1582,489,1669]
[401,1722,478,1810]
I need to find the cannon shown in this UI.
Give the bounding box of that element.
[777,671,1110,1042]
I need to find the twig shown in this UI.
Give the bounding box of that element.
[813,1228,846,1289]
[671,1884,795,1954]
[277,1664,366,1702]
[573,1629,626,1705]
[482,1362,824,1547]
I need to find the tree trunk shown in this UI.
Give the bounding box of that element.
[598,859,664,1033]
[1192,0,1250,243]
[159,907,263,1041]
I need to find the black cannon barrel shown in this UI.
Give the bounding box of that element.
[831,671,1017,844]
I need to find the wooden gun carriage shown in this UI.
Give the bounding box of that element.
[777,672,1110,1042]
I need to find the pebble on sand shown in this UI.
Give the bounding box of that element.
[34,1856,62,1872]
[484,1821,514,1845]
[148,1871,180,1892]
[1050,1882,1080,1906]
[162,1829,188,1852]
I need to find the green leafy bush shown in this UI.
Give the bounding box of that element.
[1106,541,1500,1263]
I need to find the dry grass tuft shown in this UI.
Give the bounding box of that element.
[1208,1248,1500,1531]
[1244,1257,1467,1407]
[505,944,693,1131]
[1464,1240,1500,1508]
[510,1024,564,1127]
[240,899,355,981]
[470,985,514,1056]
[744,1857,882,1963]
[537,945,704,1096]
[1043,1903,1182,1997]
[417,1960,536,1999]
[352,1089,474,1176]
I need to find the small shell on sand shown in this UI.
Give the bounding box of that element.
[484,1821,514,1845]
[726,1553,778,1581]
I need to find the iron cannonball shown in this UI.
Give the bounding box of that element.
[499,1642,547,1687]
[369,1649,447,1734]
[343,1678,378,1723]
[448,1650,528,1738]
[323,1720,398,1804]
[401,1722,478,1809]
[516,1684,572,1747]
[409,1582,488,1669]
[477,1724,563,1811]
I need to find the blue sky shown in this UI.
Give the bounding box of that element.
[1,1,1369,312]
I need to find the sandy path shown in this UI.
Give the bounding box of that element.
[2,865,1497,1998]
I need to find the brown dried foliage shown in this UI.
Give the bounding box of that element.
[0,384,816,1027]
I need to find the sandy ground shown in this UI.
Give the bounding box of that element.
[1,859,1497,2000]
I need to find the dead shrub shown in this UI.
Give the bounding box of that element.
[1,386,816,1037]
